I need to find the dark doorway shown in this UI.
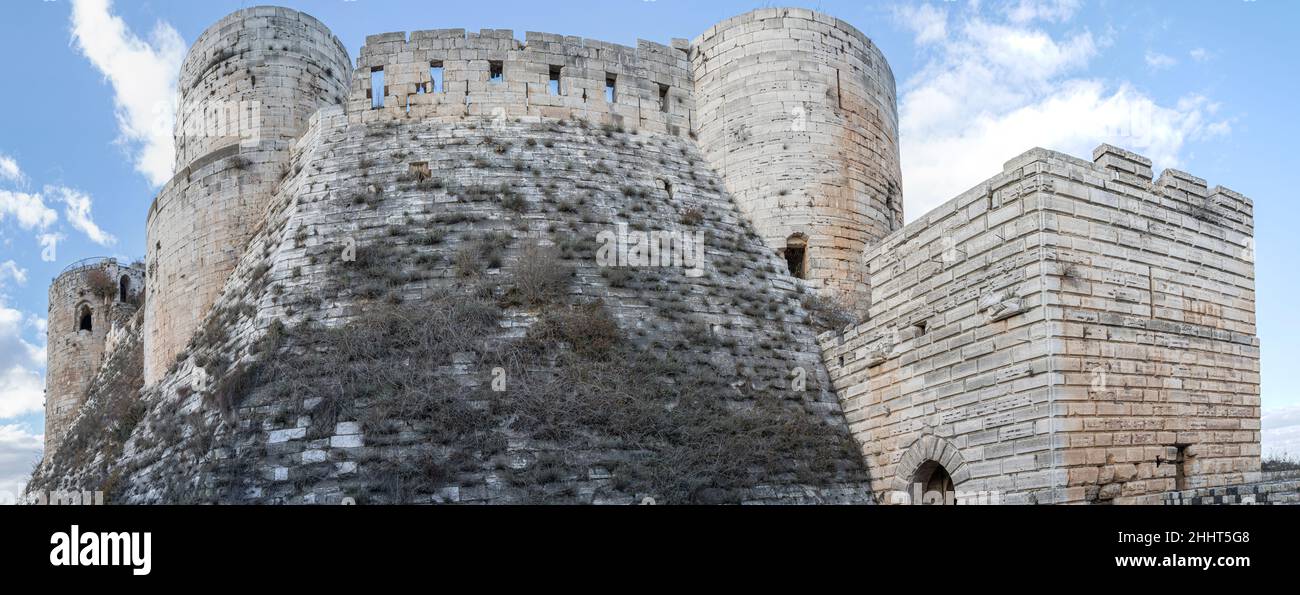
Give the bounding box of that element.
[78,305,93,332]
[784,234,808,279]
[913,460,955,505]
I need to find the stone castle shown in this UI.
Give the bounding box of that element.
[33,6,1277,505]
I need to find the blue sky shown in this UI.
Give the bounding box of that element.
[0,0,1297,498]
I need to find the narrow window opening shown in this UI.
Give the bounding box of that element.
[369,67,386,109]
[1174,445,1189,491]
[430,62,444,93]
[119,276,130,302]
[835,69,843,109]
[77,305,93,332]
[605,74,617,103]
[548,65,563,96]
[913,320,928,335]
[489,61,504,83]
[658,83,670,113]
[784,234,808,279]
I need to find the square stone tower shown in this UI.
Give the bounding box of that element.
[820,145,1258,504]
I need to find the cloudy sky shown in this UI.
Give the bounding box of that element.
[0,0,1296,499]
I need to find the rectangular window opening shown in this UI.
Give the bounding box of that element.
[369,67,386,109]
[489,61,504,83]
[1174,445,1189,491]
[430,62,444,93]
[835,69,843,110]
[658,83,670,113]
[548,65,563,96]
[605,74,617,103]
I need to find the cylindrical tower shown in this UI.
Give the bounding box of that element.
[691,8,903,304]
[45,258,145,455]
[143,6,352,384]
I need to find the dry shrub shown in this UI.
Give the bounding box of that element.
[84,268,117,300]
[496,302,868,503]
[680,207,704,226]
[802,293,861,333]
[31,329,145,499]
[509,243,571,306]
[524,301,622,360]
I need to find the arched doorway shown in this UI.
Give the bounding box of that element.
[77,304,93,332]
[119,275,131,302]
[912,460,956,505]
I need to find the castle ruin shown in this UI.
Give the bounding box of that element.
[34,6,1274,505]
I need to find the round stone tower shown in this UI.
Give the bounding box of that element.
[143,6,352,383]
[45,258,145,455]
[691,8,903,304]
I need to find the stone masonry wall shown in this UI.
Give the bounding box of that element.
[45,259,143,455]
[691,8,903,303]
[819,144,1258,504]
[348,28,693,137]
[144,6,353,384]
[31,109,874,504]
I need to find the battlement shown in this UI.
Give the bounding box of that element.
[821,143,1258,504]
[1091,143,1253,229]
[347,28,693,136]
[40,6,1263,506]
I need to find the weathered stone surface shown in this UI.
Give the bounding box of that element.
[44,259,144,454]
[819,145,1261,504]
[35,6,1274,506]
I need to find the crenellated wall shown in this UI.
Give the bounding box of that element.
[45,258,144,455]
[819,144,1259,504]
[142,7,909,389]
[47,6,1265,505]
[691,8,904,304]
[144,6,353,384]
[347,29,694,136]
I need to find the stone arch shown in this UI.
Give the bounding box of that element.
[119,275,131,302]
[891,434,970,496]
[76,303,93,332]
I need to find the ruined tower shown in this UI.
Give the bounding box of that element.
[691,8,904,303]
[142,6,353,383]
[44,258,144,454]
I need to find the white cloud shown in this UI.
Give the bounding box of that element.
[0,190,58,231]
[1189,47,1212,62]
[0,262,26,288]
[895,5,1232,219]
[0,302,46,421]
[0,154,23,186]
[0,424,43,504]
[1263,407,1300,461]
[1144,50,1177,70]
[49,186,116,247]
[1004,0,1082,24]
[894,3,949,45]
[70,0,185,186]
[0,185,113,246]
